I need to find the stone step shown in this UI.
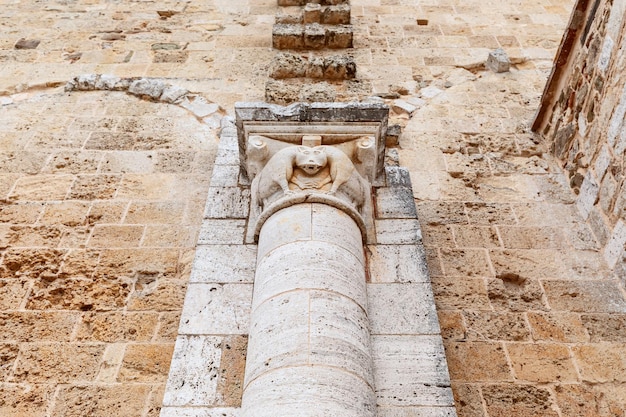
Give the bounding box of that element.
[273,23,353,49]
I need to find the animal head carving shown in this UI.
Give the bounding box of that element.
[295,146,328,175]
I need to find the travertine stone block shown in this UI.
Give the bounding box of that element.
[385,166,413,188]
[11,343,106,383]
[161,408,240,417]
[198,220,247,244]
[375,187,418,218]
[178,283,252,335]
[377,407,457,417]
[507,343,578,383]
[375,219,422,244]
[190,245,257,283]
[372,335,454,406]
[269,52,307,79]
[542,280,626,313]
[367,244,429,283]
[209,165,240,187]
[253,241,366,309]
[368,283,440,335]
[162,335,223,406]
[312,204,364,259]
[256,204,312,258]
[242,367,376,417]
[203,187,250,219]
[242,203,375,417]
[244,291,310,381]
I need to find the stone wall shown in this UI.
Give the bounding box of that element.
[2,0,626,416]
[0,89,219,416]
[533,0,626,283]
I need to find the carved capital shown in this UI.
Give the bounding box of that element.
[235,102,389,243]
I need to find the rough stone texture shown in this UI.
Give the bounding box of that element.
[533,0,626,285]
[4,0,626,416]
[486,48,511,73]
[0,91,218,416]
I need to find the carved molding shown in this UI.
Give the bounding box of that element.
[235,102,389,243]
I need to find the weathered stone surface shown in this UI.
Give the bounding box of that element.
[463,311,530,341]
[367,244,429,283]
[0,383,55,417]
[431,275,491,310]
[373,335,453,406]
[163,336,223,406]
[76,312,158,342]
[572,343,626,382]
[11,343,106,382]
[242,366,376,417]
[542,280,626,313]
[198,220,247,245]
[118,343,174,382]
[486,48,511,73]
[52,384,151,417]
[581,313,626,342]
[14,38,40,49]
[368,283,440,335]
[375,219,422,244]
[0,312,78,342]
[450,383,485,417]
[178,283,252,335]
[190,245,256,283]
[482,384,558,417]
[487,275,548,312]
[269,52,307,79]
[1,2,624,417]
[445,341,512,382]
[507,343,578,383]
[217,335,247,406]
[527,312,589,343]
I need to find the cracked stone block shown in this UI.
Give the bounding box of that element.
[486,48,511,73]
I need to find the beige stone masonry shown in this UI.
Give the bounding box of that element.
[4,0,626,415]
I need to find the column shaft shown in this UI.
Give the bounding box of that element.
[241,203,375,417]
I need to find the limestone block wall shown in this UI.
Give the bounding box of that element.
[3,0,626,416]
[533,0,626,283]
[0,90,220,416]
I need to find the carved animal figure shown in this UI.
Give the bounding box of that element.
[251,145,368,212]
[321,145,367,210]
